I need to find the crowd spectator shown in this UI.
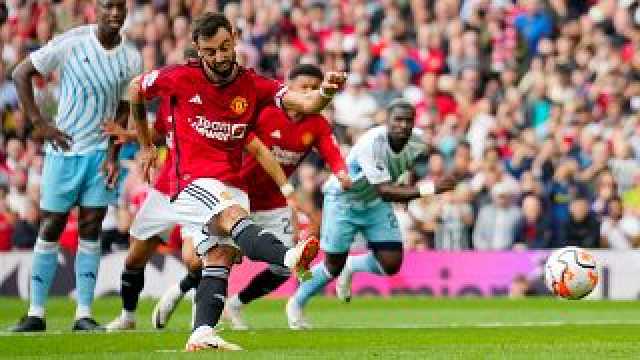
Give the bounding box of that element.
[560,197,601,248]
[473,182,521,250]
[1,0,640,252]
[514,194,551,249]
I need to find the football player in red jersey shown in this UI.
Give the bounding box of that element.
[153,63,352,330]
[102,50,212,332]
[130,13,345,351]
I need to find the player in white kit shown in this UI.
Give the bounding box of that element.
[287,99,456,329]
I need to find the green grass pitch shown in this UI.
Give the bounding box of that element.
[0,296,639,359]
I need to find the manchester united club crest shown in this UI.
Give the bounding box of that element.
[301,132,314,145]
[230,96,248,115]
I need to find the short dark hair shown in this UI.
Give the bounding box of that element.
[387,98,415,114]
[192,12,233,43]
[288,63,324,81]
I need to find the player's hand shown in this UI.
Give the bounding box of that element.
[138,145,157,183]
[101,157,119,189]
[320,72,347,97]
[32,124,72,151]
[102,120,129,145]
[337,170,352,190]
[434,176,457,194]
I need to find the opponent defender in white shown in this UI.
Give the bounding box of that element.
[287,99,455,329]
[10,0,141,332]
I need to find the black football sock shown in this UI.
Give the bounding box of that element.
[121,266,145,312]
[237,267,289,305]
[193,266,229,330]
[230,218,288,266]
[179,270,202,293]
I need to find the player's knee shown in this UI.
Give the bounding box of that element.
[380,260,402,275]
[375,252,403,275]
[202,245,237,268]
[39,212,69,241]
[125,239,155,268]
[183,249,202,273]
[78,209,107,239]
[213,205,248,235]
[324,254,348,278]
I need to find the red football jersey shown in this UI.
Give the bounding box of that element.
[152,97,173,195]
[139,62,285,196]
[242,106,347,211]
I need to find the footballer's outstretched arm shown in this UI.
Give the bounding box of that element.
[245,137,295,198]
[282,72,347,114]
[314,127,351,189]
[374,178,457,203]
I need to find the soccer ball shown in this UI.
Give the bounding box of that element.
[544,247,598,300]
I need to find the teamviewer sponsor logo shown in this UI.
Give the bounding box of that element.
[189,116,247,141]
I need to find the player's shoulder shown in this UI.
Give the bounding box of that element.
[47,24,93,47]
[409,127,425,142]
[301,112,330,126]
[361,126,388,143]
[120,37,141,57]
[407,128,428,151]
[155,63,198,78]
[258,104,284,116]
[241,67,281,87]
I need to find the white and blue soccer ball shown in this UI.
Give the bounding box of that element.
[544,247,598,300]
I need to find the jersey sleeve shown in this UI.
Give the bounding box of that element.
[357,134,391,185]
[139,67,176,100]
[253,74,287,110]
[30,33,71,75]
[313,117,347,175]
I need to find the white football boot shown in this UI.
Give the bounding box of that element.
[105,312,136,332]
[286,297,312,330]
[335,264,353,303]
[185,326,242,352]
[151,283,185,329]
[223,295,249,330]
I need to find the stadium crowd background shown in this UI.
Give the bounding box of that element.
[0,0,639,253]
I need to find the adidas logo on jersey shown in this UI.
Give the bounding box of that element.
[189,94,202,104]
[271,130,281,139]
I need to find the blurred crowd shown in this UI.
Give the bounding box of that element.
[1,0,640,252]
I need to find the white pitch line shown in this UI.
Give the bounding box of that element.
[1,319,640,337]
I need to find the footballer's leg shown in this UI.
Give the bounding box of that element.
[225,207,293,330]
[107,189,175,331]
[187,244,241,352]
[217,204,318,278]
[336,201,403,302]
[287,252,347,330]
[106,236,161,331]
[287,194,355,330]
[151,232,201,329]
[176,179,316,350]
[72,206,108,331]
[11,152,80,332]
[10,211,69,332]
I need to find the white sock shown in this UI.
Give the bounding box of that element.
[228,294,243,308]
[27,305,45,318]
[75,304,91,319]
[192,325,214,336]
[122,309,135,322]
